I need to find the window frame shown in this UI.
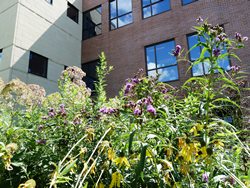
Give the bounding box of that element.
[28,51,48,78]
[109,0,133,30]
[83,5,102,40]
[0,49,3,62]
[45,0,53,5]
[186,32,231,77]
[144,39,179,83]
[67,2,79,23]
[182,0,198,6]
[141,0,171,19]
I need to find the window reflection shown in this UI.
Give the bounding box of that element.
[145,40,179,82]
[187,33,230,76]
[82,60,99,92]
[109,0,133,30]
[83,6,102,40]
[182,0,198,6]
[142,0,170,19]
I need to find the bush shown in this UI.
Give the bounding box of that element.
[0,19,249,188]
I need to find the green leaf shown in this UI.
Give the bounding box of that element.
[60,159,77,176]
[135,144,147,184]
[128,130,136,155]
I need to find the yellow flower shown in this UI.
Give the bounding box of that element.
[108,148,116,161]
[114,157,130,168]
[190,124,203,136]
[97,182,105,188]
[109,171,123,188]
[179,143,198,162]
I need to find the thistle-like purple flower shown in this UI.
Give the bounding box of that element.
[59,104,67,117]
[196,16,204,23]
[231,65,241,72]
[99,107,116,115]
[202,172,209,183]
[134,108,142,116]
[173,45,182,57]
[145,96,153,105]
[124,82,133,95]
[73,117,82,125]
[36,139,47,145]
[48,108,56,117]
[213,48,221,57]
[147,105,156,116]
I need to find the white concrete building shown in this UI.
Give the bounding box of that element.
[0,0,82,93]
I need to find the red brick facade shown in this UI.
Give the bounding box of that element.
[82,0,250,97]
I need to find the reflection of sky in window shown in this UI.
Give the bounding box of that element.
[118,13,133,27]
[142,0,150,6]
[117,0,132,16]
[182,0,196,5]
[156,41,176,68]
[152,0,170,15]
[158,66,179,82]
[192,63,203,76]
[146,46,156,70]
[143,7,151,18]
[148,70,157,78]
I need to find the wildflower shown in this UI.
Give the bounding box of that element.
[216,34,226,42]
[59,104,67,117]
[242,36,248,41]
[38,124,44,131]
[131,77,139,84]
[145,96,153,105]
[172,45,182,57]
[162,88,168,94]
[231,65,241,72]
[114,156,130,168]
[99,107,117,115]
[110,171,123,188]
[6,143,18,153]
[48,108,56,117]
[202,172,209,183]
[213,48,221,57]
[124,82,133,95]
[196,16,204,23]
[36,139,47,145]
[147,104,156,115]
[228,176,236,185]
[235,32,242,42]
[134,108,142,116]
[73,117,82,125]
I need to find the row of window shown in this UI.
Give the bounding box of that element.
[83,0,198,40]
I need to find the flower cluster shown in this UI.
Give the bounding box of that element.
[235,32,248,43]
[130,96,157,116]
[99,107,117,115]
[172,45,182,57]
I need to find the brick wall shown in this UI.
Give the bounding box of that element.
[82,0,250,97]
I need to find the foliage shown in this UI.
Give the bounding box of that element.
[0,19,249,188]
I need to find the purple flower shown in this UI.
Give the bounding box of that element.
[202,172,209,183]
[145,96,153,105]
[147,105,156,116]
[132,78,140,84]
[213,48,221,57]
[231,65,241,72]
[235,32,242,41]
[162,89,168,94]
[216,34,226,42]
[48,108,56,117]
[99,107,116,115]
[173,45,182,57]
[73,117,82,125]
[136,99,143,105]
[36,139,47,145]
[196,16,204,23]
[124,82,133,95]
[228,177,236,185]
[134,108,142,116]
[59,104,67,117]
[38,125,44,131]
[242,36,248,41]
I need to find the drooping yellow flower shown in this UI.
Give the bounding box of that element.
[179,143,198,162]
[97,182,105,188]
[114,156,130,168]
[18,179,36,188]
[190,124,203,136]
[108,148,116,161]
[109,171,123,188]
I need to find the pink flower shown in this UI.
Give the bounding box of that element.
[147,105,156,116]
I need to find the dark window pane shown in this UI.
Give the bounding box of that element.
[109,0,133,30]
[142,0,170,18]
[28,52,48,78]
[83,6,102,40]
[67,2,79,23]
[45,0,53,4]
[145,40,179,82]
[82,60,99,91]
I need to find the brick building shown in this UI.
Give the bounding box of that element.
[82,0,250,97]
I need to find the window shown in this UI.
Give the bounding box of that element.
[83,6,102,40]
[187,33,230,76]
[45,0,53,5]
[109,0,133,30]
[81,60,99,91]
[142,0,171,19]
[0,49,2,62]
[182,0,198,5]
[28,52,48,78]
[67,2,79,23]
[145,40,179,82]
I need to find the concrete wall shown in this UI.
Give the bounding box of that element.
[0,0,18,81]
[82,0,250,97]
[0,0,82,94]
